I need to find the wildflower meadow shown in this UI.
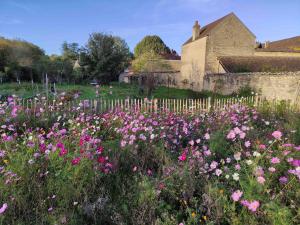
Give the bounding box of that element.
[0,95,299,225]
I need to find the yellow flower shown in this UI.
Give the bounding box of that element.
[219,189,224,194]
[203,215,207,221]
[3,159,9,164]
[191,212,196,218]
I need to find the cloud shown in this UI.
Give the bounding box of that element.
[7,0,34,13]
[0,18,23,25]
[156,0,220,12]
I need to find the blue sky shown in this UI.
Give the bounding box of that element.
[0,0,299,55]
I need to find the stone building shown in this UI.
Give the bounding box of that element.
[181,13,256,90]
[179,12,300,101]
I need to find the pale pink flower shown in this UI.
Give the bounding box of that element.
[227,130,236,140]
[272,131,282,140]
[215,169,222,176]
[247,201,260,212]
[245,141,251,148]
[268,167,276,172]
[0,203,8,214]
[231,190,243,202]
[204,133,210,140]
[257,176,265,184]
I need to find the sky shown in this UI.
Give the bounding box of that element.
[0,0,299,55]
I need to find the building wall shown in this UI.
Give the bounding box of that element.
[180,37,207,90]
[254,51,300,57]
[203,71,300,102]
[205,15,256,75]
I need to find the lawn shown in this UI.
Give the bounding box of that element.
[0,82,227,100]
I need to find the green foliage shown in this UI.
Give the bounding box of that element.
[134,35,171,58]
[82,33,131,83]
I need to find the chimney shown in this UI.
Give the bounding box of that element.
[192,21,201,41]
[264,41,270,48]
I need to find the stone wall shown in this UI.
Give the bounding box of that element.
[205,14,256,74]
[203,71,300,102]
[180,37,207,90]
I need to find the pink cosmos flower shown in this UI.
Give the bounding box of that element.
[204,133,210,140]
[257,176,265,184]
[227,130,236,140]
[215,169,222,176]
[268,167,276,173]
[71,157,81,166]
[248,201,260,212]
[178,152,187,161]
[231,190,243,202]
[239,132,246,139]
[271,157,280,164]
[58,148,68,157]
[235,164,241,170]
[188,140,194,146]
[292,159,300,167]
[0,203,8,214]
[259,144,266,150]
[272,131,282,140]
[245,141,251,148]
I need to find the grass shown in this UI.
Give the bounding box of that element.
[0,82,228,100]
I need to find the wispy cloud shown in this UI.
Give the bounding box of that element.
[7,0,34,13]
[0,18,23,25]
[155,0,221,13]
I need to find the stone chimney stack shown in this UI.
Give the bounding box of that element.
[192,21,201,41]
[264,41,270,48]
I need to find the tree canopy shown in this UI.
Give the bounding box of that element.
[80,33,131,83]
[134,35,171,58]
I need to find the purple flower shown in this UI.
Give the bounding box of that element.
[279,176,288,184]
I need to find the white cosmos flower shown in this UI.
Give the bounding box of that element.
[246,160,253,165]
[232,173,239,181]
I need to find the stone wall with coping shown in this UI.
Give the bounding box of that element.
[203,71,300,102]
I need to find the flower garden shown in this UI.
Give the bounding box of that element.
[0,96,300,225]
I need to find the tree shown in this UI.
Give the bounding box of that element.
[134,35,171,58]
[82,33,131,83]
[62,42,80,61]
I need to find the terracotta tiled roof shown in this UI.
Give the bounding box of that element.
[256,36,300,53]
[218,56,300,73]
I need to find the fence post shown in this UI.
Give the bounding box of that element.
[208,97,211,112]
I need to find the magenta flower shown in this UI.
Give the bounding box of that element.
[231,190,243,202]
[178,152,187,161]
[291,159,300,167]
[272,131,282,140]
[71,157,81,166]
[0,203,8,214]
[59,148,68,157]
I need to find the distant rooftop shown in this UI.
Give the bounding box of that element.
[256,36,300,53]
[219,56,300,73]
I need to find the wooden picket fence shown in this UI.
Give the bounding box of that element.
[15,95,300,115]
